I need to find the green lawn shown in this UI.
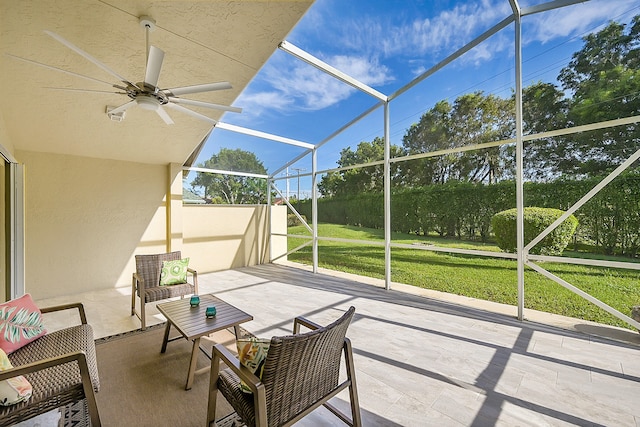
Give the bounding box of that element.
[287,223,640,329]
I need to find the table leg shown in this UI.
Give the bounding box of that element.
[185,337,201,390]
[161,321,172,353]
[233,325,242,339]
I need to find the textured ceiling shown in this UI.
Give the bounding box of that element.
[0,0,313,165]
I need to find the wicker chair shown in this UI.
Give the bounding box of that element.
[0,303,100,427]
[131,251,198,330]
[207,306,362,427]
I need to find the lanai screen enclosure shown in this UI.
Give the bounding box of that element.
[186,0,640,330]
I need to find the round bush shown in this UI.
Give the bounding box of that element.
[287,213,307,227]
[492,207,578,255]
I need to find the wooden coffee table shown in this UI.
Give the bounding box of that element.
[157,294,253,390]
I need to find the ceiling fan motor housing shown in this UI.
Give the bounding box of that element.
[136,95,161,110]
[125,82,169,110]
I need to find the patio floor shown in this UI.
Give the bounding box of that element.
[38,262,640,426]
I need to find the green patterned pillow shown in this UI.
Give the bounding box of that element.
[159,258,189,286]
[0,348,32,406]
[0,294,47,354]
[236,337,270,393]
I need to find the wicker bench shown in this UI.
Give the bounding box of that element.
[0,303,101,427]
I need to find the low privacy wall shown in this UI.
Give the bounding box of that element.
[182,204,287,273]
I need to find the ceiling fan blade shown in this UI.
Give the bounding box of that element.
[165,103,218,124]
[45,87,126,95]
[168,97,242,114]
[44,30,139,89]
[162,82,232,97]
[109,100,137,115]
[155,106,174,125]
[144,46,165,88]
[6,53,116,88]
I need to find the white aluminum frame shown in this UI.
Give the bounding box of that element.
[0,145,25,299]
[194,0,640,330]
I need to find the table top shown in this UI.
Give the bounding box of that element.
[157,294,253,341]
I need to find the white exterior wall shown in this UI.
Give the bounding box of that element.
[16,150,284,299]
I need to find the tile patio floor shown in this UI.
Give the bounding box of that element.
[38,262,640,426]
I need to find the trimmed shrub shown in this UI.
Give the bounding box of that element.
[492,207,578,255]
[287,213,307,227]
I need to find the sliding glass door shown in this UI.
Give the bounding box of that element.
[1,147,24,301]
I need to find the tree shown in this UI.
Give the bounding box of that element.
[556,15,640,177]
[449,92,513,183]
[400,100,455,186]
[318,137,402,197]
[401,92,513,185]
[519,82,569,181]
[192,148,268,204]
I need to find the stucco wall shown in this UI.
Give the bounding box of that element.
[182,204,286,273]
[16,150,285,299]
[18,150,167,299]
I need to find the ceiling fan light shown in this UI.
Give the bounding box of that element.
[136,95,159,111]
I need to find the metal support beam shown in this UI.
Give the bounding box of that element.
[279,41,388,102]
[527,261,640,330]
[215,122,315,150]
[513,8,526,321]
[271,150,312,178]
[384,102,391,290]
[184,166,269,179]
[267,177,272,263]
[522,0,593,16]
[312,148,319,273]
[271,182,313,235]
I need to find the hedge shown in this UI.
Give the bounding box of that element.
[295,171,640,257]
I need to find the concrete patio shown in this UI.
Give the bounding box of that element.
[39,263,640,426]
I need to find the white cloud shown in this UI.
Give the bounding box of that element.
[237,90,294,116]
[372,0,512,58]
[336,0,636,62]
[524,0,637,44]
[238,54,392,115]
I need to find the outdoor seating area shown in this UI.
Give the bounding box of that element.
[37,263,640,426]
[131,251,199,330]
[3,1,640,426]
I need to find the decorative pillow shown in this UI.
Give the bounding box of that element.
[0,348,32,406]
[236,337,271,394]
[0,294,46,354]
[159,258,190,286]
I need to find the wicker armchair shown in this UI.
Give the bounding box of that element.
[0,303,100,427]
[131,251,198,330]
[207,306,362,427]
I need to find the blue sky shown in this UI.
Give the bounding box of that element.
[190,0,639,198]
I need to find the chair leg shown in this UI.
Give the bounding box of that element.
[140,299,146,331]
[344,338,362,427]
[78,352,102,427]
[207,353,221,427]
[131,275,136,316]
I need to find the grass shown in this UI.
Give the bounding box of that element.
[287,223,640,330]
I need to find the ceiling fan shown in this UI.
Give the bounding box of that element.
[9,16,241,125]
